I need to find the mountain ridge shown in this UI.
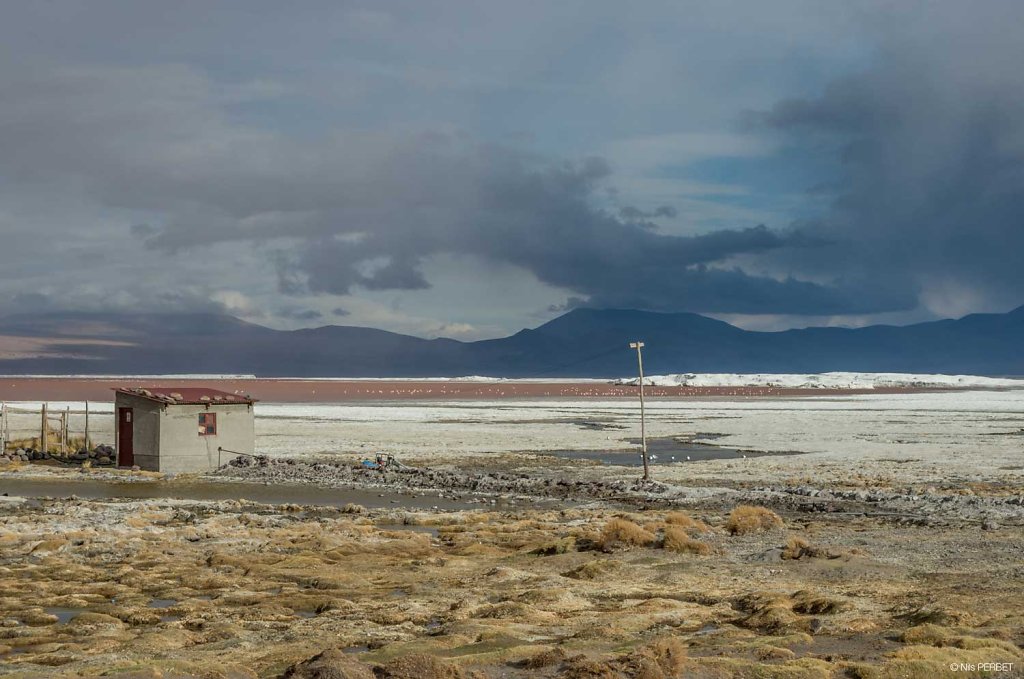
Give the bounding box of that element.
[0,306,1022,377]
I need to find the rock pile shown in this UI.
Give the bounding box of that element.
[0,444,115,465]
[219,456,701,504]
[88,444,116,465]
[215,457,1024,524]
[756,484,1024,524]
[1,447,45,463]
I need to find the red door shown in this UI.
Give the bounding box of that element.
[117,407,134,467]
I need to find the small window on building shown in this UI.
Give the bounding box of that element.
[198,412,217,436]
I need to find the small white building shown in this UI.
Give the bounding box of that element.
[113,387,256,473]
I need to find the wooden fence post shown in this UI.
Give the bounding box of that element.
[41,403,48,454]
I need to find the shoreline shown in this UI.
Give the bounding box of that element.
[0,376,962,403]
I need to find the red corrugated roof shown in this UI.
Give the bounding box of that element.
[114,387,257,405]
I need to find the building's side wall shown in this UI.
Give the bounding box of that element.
[113,393,162,471]
[157,403,255,473]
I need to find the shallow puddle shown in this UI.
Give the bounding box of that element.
[147,600,181,622]
[43,607,84,624]
[544,436,804,466]
[0,478,512,511]
[0,645,34,658]
[376,523,440,536]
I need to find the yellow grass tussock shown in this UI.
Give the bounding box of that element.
[561,560,620,581]
[781,536,831,560]
[598,518,657,550]
[661,526,712,555]
[663,512,710,534]
[725,506,784,535]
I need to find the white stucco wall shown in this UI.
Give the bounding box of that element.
[157,403,255,473]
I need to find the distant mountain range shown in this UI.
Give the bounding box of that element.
[0,305,1022,377]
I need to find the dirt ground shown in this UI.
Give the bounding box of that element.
[0,467,1021,678]
[1,386,1021,678]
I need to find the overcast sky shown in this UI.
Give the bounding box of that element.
[2,1,1023,338]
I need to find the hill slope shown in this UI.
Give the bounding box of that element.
[0,306,1022,376]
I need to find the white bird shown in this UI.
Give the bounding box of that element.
[686,456,691,461]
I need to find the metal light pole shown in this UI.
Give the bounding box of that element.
[629,341,650,480]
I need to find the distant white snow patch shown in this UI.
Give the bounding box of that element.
[614,372,1024,389]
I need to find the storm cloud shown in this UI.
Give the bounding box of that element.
[0,1,1022,334]
[749,2,1024,318]
[135,134,872,314]
[0,61,854,315]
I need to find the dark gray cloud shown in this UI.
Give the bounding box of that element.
[276,307,323,321]
[618,205,677,224]
[1,1,1022,334]
[547,297,588,313]
[1,287,234,317]
[130,135,868,315]
[7,292,51,314]
[748,4,1024,316]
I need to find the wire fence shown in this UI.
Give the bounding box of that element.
[217,446,263,467]
[0,401,107,455]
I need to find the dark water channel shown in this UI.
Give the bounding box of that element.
[542,435,802,466]
[0,477,514,511]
